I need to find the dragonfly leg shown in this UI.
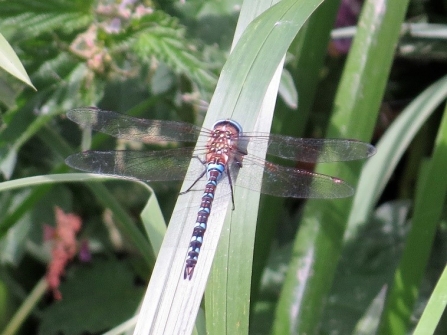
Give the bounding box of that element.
[180,169,206,195]
[179,156,206,195]
[226,165,236,210]
[226,156,243,211]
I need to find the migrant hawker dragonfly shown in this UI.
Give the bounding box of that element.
[65,107,375,279]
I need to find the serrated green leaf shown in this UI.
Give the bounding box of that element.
[132,13,218,92]
[0,0,93,37]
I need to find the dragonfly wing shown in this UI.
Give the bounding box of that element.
[234,160,353,198]
[242,133,375,162]
[65,147,200,182]
[67,107,205,143]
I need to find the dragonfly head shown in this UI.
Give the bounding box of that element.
[212,119,243,135]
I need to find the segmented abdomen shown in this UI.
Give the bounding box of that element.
[184,166,223,279]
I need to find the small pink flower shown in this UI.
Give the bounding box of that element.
[45,207,82,300]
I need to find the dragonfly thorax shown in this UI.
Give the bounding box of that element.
[206,120,243,166]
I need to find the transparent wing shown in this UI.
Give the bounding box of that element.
[67,107,375,163]
[65,148,202,182]
[66,147,354,198]
[67,107,207,143]
[66,108,373,198]
[241,133,376,163]
[232,159,353,198]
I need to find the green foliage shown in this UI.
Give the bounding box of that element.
[0,0,447,334]
[131,12,218,92]
[0,0,92,45]
[0,0,219,113]
[39,259,144,335]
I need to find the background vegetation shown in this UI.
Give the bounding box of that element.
[0,0,447,334]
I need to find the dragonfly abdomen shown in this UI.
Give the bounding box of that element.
[184,165,225,279]
[184,120,243,279]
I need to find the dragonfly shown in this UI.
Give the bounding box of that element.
[65,107,376,279]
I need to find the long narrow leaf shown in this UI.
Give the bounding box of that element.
[274,0,409,333]
[379,100,447,334]
[133,0,325,334]
[0,33,35,89]
[413,264,447,335]
[346,75,447,241]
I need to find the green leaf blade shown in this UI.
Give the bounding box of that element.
[0,33,35,89]
[274,0,410,333]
